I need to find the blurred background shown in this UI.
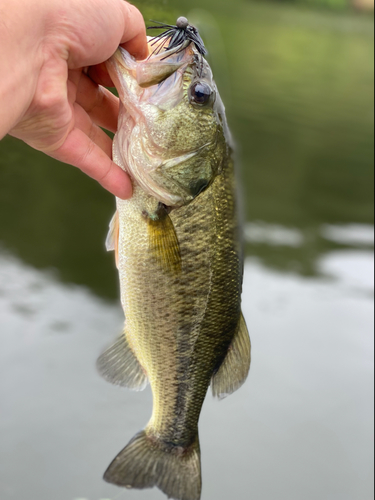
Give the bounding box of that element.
[0,1,373,499]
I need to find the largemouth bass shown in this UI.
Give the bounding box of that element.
[98,18,251,500]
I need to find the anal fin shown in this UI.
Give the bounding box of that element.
[211,312,251,399]
[97,334,148,391]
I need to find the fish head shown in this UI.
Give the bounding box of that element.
[106,38,230,207]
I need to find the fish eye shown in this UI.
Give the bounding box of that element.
[189,82,214,107]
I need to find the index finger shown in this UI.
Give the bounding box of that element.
[52,127,133,199]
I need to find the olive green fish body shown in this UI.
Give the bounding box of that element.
[98,30,251,500]
[117,150,241,449]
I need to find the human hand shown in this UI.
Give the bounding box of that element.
[4,0,148,199]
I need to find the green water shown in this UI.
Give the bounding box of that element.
[0,3,373,500]
[0,0,373,297]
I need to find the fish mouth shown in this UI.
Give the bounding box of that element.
[107,38,194,93]
[135,37,195,89]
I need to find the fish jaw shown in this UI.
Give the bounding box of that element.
[136,39,192,88]
[106,44,194,115]
[106,48,142,118]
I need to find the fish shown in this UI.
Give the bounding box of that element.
[97,18,251,500]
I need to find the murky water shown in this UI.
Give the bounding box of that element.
[0,1,373,499]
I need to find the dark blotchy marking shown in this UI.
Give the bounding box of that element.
[159,202,172,215]
[189,179,209,198]
[143,203,172,222]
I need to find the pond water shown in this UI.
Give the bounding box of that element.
[0,1,373,500]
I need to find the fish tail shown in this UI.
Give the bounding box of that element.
[104,429,202,500]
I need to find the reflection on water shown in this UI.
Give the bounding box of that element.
[245,222,374,275]
[0,250,373,500]
[321,223,374,246]
[0,1,373,293]
[245,222,374,249]
[0,0,373,499]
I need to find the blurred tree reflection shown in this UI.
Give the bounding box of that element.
[0,0,373,296]
[257,0,374,11]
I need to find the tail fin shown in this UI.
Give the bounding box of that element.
[104,430,201,500]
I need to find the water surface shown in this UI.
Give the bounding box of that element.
[0,250,373,500]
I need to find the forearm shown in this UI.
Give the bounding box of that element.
[0,0,46,139]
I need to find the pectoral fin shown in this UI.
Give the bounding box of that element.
[147,205,181,275]
[211,312,251,399]
[106,211,119,268]
[97,334,148,391]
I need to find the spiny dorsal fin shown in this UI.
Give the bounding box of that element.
[97,334,148,391]
[147,205,181,275]
[211,312,251,399]
[105,211,119,268]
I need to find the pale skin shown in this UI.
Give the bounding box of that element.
[0,0,149,199]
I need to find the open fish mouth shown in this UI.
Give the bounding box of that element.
[135,39,194,89]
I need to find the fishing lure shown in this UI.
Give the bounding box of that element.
[148,17,207,59]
